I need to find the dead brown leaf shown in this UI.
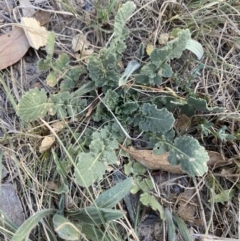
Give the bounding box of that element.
[32,10,51,26]
[175,114,191,134]
[0,27,30,70]
[51,120,67,133]
[39,136,55,153]
[120,145,228,175]
[119,144,184,174]
[207,151,231,169]
[177,188,199,224]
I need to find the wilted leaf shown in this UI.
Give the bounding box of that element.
[118,60,140,86]
[158,33,169,45]
[39,136,55,153]
[146,44,154,56]
[186,39,204,60]
[0,184,25,226]
[21,17,48,49]
[0,27,30,70]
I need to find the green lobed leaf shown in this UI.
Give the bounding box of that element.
[139,103,175,133]
[54,53,70,70]
[16,88,51,121]
[95,178,133,208]
[131,177,154,194]
[75,152,106,187]
[112,1,136,45]
[12,209,56,241]
[53,214,80,240]
[150,29,191,66]
[168,135,209,176]
[140,193,165,220]
[46,71,58,87]
[45,32,55,57]
[187,96,225,113]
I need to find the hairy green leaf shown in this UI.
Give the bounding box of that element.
[168,135,209,176]
[69,207,124,225]
[17,88,51,121]
[82,224,111,241]
[165,209,176,241]
[140,193,165,220]
[53,214,80,240]
[95,178,133,208]
[12,209,56,241]
[173,214,193,241]
[139,103,175,133]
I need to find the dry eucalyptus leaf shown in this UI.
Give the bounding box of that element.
[39,136,55,153]
[119,144,184,174]
[21,17,48,49]
[0,27,30,70]
[0,184,25,226]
